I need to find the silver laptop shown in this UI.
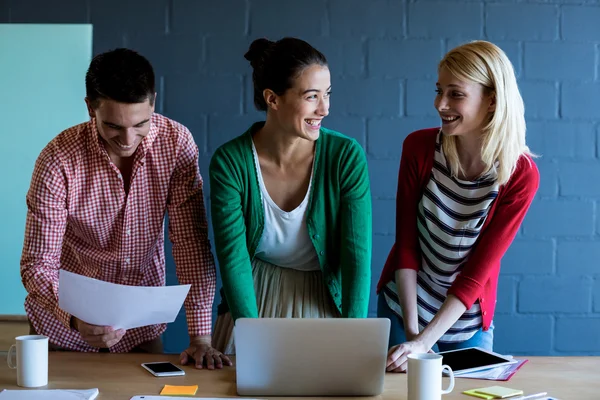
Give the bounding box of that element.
[234,317,390,396]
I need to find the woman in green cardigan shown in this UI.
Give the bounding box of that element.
[210,37,372,355]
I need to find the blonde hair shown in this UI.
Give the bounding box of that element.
[439,40,533,185]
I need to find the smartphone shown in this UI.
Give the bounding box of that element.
[141,361,185,377]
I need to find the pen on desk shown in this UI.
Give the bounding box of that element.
[510,392,548,400]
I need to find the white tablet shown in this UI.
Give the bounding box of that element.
[437,347,517,375]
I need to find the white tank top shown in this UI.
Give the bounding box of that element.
[251,141,321,271]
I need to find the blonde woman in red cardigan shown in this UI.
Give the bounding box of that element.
[377,41,539,372]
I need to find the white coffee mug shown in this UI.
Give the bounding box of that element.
[407,353,455,400]
[7,334,49,387]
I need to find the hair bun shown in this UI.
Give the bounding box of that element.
[244,38,273,67]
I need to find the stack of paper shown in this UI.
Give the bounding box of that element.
[457,359,529,381]
[0,388,99,399]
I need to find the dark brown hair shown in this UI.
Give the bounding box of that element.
[245,37,327,111]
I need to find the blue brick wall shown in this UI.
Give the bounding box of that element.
[3,0,600,356]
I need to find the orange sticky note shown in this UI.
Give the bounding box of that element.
[160,385,198,396]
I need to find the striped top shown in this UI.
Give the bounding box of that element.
[384,131,500,343]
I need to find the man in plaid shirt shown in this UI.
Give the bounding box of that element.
[20,48,231,369]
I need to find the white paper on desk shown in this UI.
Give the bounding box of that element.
[58,270,190,330]
[455,359,527,380]
[0,388,99,400]
[456,365,510,379]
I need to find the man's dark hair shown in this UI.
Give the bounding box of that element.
[85,48,155,108]
[245,37,328,111]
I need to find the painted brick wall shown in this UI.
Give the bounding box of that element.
[2,0,599,355]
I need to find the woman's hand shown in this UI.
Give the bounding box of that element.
[386,339,430,372]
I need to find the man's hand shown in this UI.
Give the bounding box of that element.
[179,335,232,370]
[72,317,126,349]
[386,339,430,373]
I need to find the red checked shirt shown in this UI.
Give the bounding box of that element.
[20,113,216,352]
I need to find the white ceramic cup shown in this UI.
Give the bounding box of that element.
[7,334,49,387]
[407,353,455,400]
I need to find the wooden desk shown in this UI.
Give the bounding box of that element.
[0,315,29,352]
[0,353,598,399]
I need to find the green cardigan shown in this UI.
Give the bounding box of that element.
[209,122,372,321]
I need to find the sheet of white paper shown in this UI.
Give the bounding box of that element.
[58,270,190,329]
[456,365,509,379]
[0,388,99,400]
[456,359,526,380]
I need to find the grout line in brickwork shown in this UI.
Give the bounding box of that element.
[361,117,367,152]
[402,0,408,39]
[556,81,561,119]
[479,1,485,39]
[203,116,210,155]
[551,238,557,275]
[441,38,448,55]
[201,36,207,68]
[323,0,330,36]
[244,0,251,37]
[512,275,519,314]
[159,76,165,115]
[518,42,524,80]
[361,38,368,78]
[593,201,598,236]
[241,75,248,114]
[594,276,599,314]
[595,44,599,82]
[364,39,370,78]
[551,311,598,318]
[587,277,594,314]
[85,0,91,23]
[365,118,371,156]
[401,79,406,117]
[482,2,487,40]
[550,315,555,352]
[515,279,521,314]
[164,0,171,34]
[441,38,446,60]
[557,4,562,41]
[594,123,600,158]
[204,116,209,155]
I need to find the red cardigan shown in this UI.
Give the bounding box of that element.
[376,128,539,331]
